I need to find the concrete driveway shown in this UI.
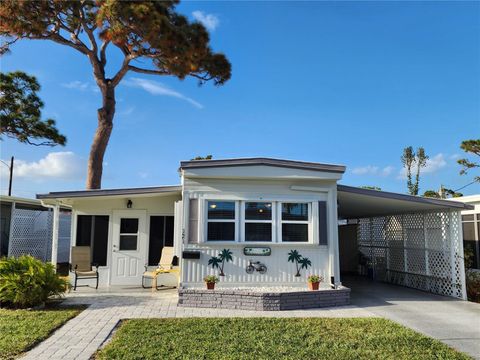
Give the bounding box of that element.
[344,277,480,359]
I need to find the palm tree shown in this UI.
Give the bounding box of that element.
[298,257,312,272]
[218,249,233,276]
[287,250,302,277]
[208,256,222,271]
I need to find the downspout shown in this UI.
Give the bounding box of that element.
[41,200,60,270]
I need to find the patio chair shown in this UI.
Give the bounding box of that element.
[70,246,99,290]
[142,246,179,290]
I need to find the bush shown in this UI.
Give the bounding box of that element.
[0,255,69,308]
[466,269,480,303]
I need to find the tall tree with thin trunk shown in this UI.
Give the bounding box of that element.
[401,146,429,195]
[0,1,231,189]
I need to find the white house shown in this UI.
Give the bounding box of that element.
[37,158,472,300]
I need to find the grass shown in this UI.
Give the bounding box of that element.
[95,318,471,360]
[0,305,83,360]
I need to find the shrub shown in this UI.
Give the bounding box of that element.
[466,269,480,303]
[0,255,69,308]
[203,275,219,284]
[307,275,323,283]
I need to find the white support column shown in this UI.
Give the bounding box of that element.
[329,187,342,287]
[452,211,467,300]
[51,202,60,269]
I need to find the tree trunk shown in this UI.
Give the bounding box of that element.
[86,85,115,189]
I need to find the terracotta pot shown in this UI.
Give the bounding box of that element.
[308,281,320,291]
[206,282,215,290]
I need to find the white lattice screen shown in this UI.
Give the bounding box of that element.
[357,210,466,299]
[8,207,71,263]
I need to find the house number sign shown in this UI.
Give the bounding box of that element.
[243,247,271,256]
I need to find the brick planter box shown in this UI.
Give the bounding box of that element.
[178,287,350,311]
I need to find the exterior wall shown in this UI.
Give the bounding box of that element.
[181,174,341,287]
[70,194,180,287]
[453,196,480,269]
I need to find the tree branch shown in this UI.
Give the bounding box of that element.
[100,40,109,67]
[127,65,169,76]
[111,55,136,87]
[78,6,97,54]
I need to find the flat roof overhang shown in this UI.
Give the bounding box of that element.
[338,185,474,218]
[36,185,182,201]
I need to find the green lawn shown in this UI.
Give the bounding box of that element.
[95,318,470,360]
[0,306,83,360]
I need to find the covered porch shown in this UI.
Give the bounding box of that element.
[37,186,182,288]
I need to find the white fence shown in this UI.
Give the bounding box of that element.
[357,210,466,299]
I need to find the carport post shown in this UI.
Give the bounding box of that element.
[41,200,60,270]
[330,187,342,287]
[51,202,60,269]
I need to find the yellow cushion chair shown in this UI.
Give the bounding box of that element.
[142,246,179,290]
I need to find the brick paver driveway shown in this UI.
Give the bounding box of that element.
[22,287,372,360]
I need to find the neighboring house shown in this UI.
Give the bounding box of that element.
[37,158,472,299]
[448,195,480,269]
[0,195,71,264]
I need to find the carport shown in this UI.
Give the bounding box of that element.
[336,185,473,300]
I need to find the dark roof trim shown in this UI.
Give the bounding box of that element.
[337,185,474,210]
[180,157,346,173]
[37,185,182,199]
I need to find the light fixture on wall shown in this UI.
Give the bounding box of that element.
[127,199,133,209]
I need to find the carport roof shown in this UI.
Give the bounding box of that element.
[337,185,473,218]
[36,185,182,199]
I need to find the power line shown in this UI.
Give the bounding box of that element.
[454,180,478,192]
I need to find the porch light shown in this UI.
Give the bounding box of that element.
[127,199,133,208]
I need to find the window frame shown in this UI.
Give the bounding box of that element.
[74,214,110,267]
[119,217,139,251]
[278,201,312,243]
[201,198,317,245]
[242,201,275,243]
[205,200,238,242]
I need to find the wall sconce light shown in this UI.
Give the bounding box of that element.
[127,199,133,209]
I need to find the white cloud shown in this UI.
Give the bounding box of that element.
[352,165,395,177]
[449,153,460,160]
[118,106,135,116]
[192,11,220,31]
[61,81,89,91]
[124,78,203,109]
[62,81,99,93]
[398,153,447,178]
[138,172,149,179]
[0,152,85,181]
[352,165,379,175]
[381,166,395,176]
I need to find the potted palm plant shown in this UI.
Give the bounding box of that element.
[204,275,219,290]
[307,275,323,291]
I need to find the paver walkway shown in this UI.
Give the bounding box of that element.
[22,287,373,360]
[22,279,480,360]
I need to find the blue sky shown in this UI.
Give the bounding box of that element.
[1,1,479,197]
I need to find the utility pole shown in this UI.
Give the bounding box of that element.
[8,156,14,196]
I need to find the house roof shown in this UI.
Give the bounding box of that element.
[180,157,346,174]
[337,185,473,218]
[36,185,182,199]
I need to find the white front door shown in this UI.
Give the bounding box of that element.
[111,210,147,285]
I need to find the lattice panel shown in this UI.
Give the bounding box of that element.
[9,208,52,261]
[357,210,466,299]
[8,207,71,263]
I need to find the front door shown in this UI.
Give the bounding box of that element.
[111,210,147,285]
